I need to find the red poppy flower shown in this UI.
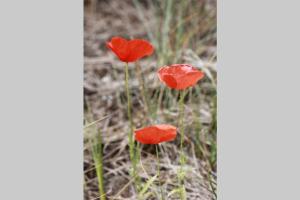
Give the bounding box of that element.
[157,64,205,90]
[106,36,154,62]
[134,124,177,144]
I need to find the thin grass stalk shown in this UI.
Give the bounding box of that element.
[157,86,165,113]
[134,143,142,194]
[85,102,106,200]
[178,90,187,200]
[162,0,172,61]
[135,62,150,117]
[156,145,164,200]
[157,0,173,111]
[91,128,106,200]
[173,0,186,63]
[209,173,217,200]
[209,94,217,169]
[132,0,157,48]
[193,114,204,158]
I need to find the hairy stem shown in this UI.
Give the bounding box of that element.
[125,63,137,178]
[178,90,186,200]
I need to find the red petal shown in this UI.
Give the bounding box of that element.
[155,124,177,143]
[106,37,129,62]
[134,126,160,144]
[134,124,177,144]
[158,67,177,89]
[125,39,154,62]
[177,70,205,89]
[157,64,205,90]
[162,74,177,89]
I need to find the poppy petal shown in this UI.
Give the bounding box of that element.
[126,39,154,62]
[157,67,178,89]
[157,64,205,90]
[162,74,177,89]
[134,126,160,144]
[106,37,129,62]
[177,70,205,89]
[156,124,177,143]
[134,124,177,144]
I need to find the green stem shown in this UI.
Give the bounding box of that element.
[179,90,185,165]
[178,90,186,200]
[156,145,164,200]
[125,62,137,176]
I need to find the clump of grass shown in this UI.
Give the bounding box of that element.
[91,128,106,200]
[84,112,106,200]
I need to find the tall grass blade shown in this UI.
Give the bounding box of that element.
[139,174,158,198]
[91,128,106,200]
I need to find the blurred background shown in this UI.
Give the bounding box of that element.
[84,0,216,199]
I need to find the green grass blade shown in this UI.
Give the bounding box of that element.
[91,128,106,200]
[139,174,158,198]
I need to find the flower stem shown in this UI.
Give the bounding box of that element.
[125,62,136,176]
[178,90,186,200]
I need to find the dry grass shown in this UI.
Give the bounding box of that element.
[84,0,216,199]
